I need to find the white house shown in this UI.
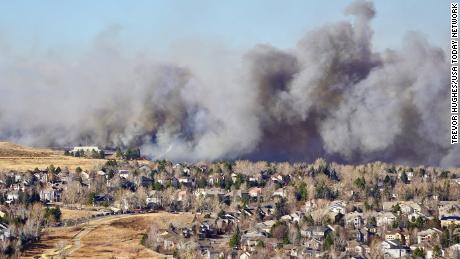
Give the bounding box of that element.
[381,240,410,258]
[329,200,346,214]
[416,228,442,244]
[345,211,364,228]
[376,212,397,227]
[272,188,286,198]
[118,170,129,179]
[71,146,101,153]
[0,223,10,241]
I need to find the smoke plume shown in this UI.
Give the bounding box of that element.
[0,0,456,167]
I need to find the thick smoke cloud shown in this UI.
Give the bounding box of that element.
[0,0,456,167]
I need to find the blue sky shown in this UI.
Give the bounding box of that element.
[0,0,451,54]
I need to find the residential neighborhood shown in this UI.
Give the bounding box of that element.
[0,152,459,258]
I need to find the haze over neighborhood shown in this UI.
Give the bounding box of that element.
[0,0,456,167]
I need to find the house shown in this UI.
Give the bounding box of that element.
[80,171,90,180]
[178,177,190,184]
[6,191,19,203]
[398,171,414,182]
[271,174,285,184]
[303,200,317,213]
[345,211,364,229]
[182,167,191,175]
[239,251,251,259]
[305,237,324,250]
[302,248,325,257]
[146,191,162,208]
[448,244,460,258]
[94,194,113,205]
[71,146,101,154]
[34,172,48,183]
[241,231,265,252]
[380,240,411,258]
[207,175,220,186]
[400,201,422,214]
[417,228,442,244]
[40,187,62,202]
[440,216,460,227]
[385,230,410,246]
[408,211,430,222]
[346,240,371,256]
[177,190,189,202]
[157,230,180,252]
[11,183,24,192]
[0,223,10,241]
[302,226,333,239]
[272,188,286,198]
[118,170,129,179]
[257,205,274,219]
[97,170,107,177]
[283,244,299,257]
[140,176,153,188]
[382,201,399,212]
[231,173,238,182]
[248,187,262,199]
[255,220,277,234]
[198,222,218,239]
[345,240,360,252]
[376,212,397,226]
[248,177,258,184]
[329,200,346,214]
[289,211,303,223]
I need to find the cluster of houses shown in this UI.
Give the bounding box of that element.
[0,157,460,258]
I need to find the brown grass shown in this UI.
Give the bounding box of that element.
[22,212,195,259]
[60,208,100,221]
[0,141,105,171]
[22,226,83,258]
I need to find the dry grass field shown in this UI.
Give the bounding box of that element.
[0,141,106,171]
[22,212,195,259]
[59,208,101,221]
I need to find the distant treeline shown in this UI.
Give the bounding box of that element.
[64,147,141,160]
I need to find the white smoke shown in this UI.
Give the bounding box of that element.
[0,1,456,167]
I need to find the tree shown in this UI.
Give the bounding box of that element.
[105,159,117,167]
[229,226,241,248]
[391,203,401,214]
[354,177,366,190]
[440,170,450,179]
[45,207,62,223]
[88,192,96,205]
[400,172,409,184]
[47,164,56,174]
[303,214,314,226]
[433,245,442,258]
[270,221,289,244]
[275,198,289,219]
[413,247,426,257]
[115,147,123,159]
[295,182,308,201]
[315,182,338,200]
[124,148,141,160]
[324,232,334,251]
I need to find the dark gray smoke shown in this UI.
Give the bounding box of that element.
[0,0,456,167]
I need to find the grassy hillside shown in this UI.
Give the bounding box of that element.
[0,142,106,171]
[22,212,194,258]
